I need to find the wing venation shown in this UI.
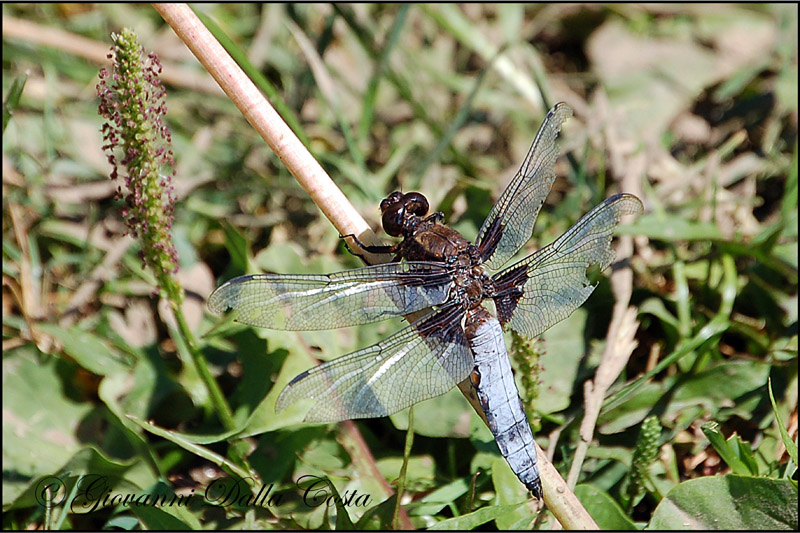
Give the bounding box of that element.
[477,102,573,270]
[276,306,473,423]
[208,261,453,330]
[494,193,643,338]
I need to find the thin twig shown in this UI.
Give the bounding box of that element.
[534,441,599,529]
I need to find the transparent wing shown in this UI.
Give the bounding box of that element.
[476,102,573,271]
[493,194,643,338]
[276,306,473,423]
[208,261,453,330]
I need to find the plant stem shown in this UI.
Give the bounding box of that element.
[172,301,236,431]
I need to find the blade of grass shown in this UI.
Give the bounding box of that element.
[421,4,544,112]
[193,7,309,146]
[358,4,409,144]
[769,377,799,467]
[392,406,415,530]
[411,46,497,189]
[285,19,371,191]
[287,9,337,114]
[782,143,798,222]
[604,254,737,412]
[332,4,478,179]
[3,73,27,132]
[673,259,692,340]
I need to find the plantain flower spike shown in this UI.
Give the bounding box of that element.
[97,28,182,304]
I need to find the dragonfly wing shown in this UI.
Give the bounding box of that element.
[276,305,473,423]
[493,193,642,338]
[208,261,453,330]
[476,103,573,270]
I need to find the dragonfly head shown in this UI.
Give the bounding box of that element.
[380,191,429,237]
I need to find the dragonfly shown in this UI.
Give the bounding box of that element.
[208,103,643,498]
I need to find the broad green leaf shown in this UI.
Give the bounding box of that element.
[355,494,398,530]
[377,456,436,493]
[105,516,141,530]
[2,349,93,503]
[129,502,193,530]
[319,479,355,530]
[429,502,529,530]
[537,309,588,414]
[598,381,662,434]
[37,323,129,376]
[666,361,770,418]
[491,456,537,529]
[575,484,637,530]
[648,475,798,530]
[391,386,473,438]
[409,478,469,516]
[6,447,146,512]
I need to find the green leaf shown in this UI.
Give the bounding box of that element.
[598,381,662,434]
[622,213,724,241]
[355,494,397,530]
[220,220,251,276]
[667,361,770,418]
[728,434,760,477]
[538,309,588,414]
[390,386,473,438]
[37,323,130,376]
[574,484,637,530]
[409,478,469,516]
[702,422,753,476]
[769,378,799,467]
[428,502,529,530]
[6,447,147,512]
[376,455,436,493]
[648,475,798,530]
[127,416,253,482]
[105,516,141,530]
[130,504,193,530]
[491,456,537,529]
[320,479,355,530]
[3,72,27,132]
[2,349,93,503]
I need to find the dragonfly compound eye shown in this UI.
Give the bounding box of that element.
[403,192,429,216]
[380,191,404,213]
[382,202,405,237]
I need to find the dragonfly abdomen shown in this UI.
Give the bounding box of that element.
[465,307,542,499]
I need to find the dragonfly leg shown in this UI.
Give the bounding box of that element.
[340,233,399,263]
[425,212,445,224]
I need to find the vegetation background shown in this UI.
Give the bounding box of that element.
[3,3,797,530]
